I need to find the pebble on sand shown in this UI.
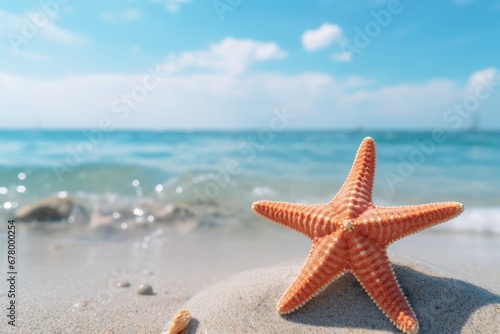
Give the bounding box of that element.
[116,280,130,288]
[135,284,154,295]
[72,300,88,309]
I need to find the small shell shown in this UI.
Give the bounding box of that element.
[167,309,191,334]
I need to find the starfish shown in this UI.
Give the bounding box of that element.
[252,137,464,334]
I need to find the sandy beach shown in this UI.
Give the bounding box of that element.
[181,256,499,333]
[3,224,498,334]
[1,130,499,334]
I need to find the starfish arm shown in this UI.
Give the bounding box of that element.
[359,202,464,245]
[278,233,348,314]
[252,201,336,239]
[330,137,376,216]
[348,234,418,334]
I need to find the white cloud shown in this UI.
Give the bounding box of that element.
[0,33,498,130]
[0,9,87,47]
[42,20,87,46]
[302,23,344,51]
[466,67,499,93]
[151,0,192,13]
[3,69,497,130]
[341,80,460,126]
[331,51,352,62]
[9,50,47,62]
[166,0,192,12]
[123,9,141,20]
[0,10,18,30]
[162,37,287,74]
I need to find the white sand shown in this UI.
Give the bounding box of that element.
[2,225,499,333]
[180,256,500,333]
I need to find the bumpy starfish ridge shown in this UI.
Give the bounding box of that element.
[252,137,464,334]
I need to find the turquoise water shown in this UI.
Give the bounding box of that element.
[0,130,499,233]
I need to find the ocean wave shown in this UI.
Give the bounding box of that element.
[2,186,499,236]
[432,207,500,234]
[1,130,499,235]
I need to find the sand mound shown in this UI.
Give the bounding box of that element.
[178,256,500,333]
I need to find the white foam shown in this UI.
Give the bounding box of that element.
[433,207,500,234]
[251,186,275,196]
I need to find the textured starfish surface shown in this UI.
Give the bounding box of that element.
[252,137,464,334]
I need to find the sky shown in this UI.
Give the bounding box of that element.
[0,0,499,130]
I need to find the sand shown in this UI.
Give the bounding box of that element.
[179,256,500,333]
[2,225,499,334]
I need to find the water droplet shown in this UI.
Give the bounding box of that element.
[16,185,26,193]
[3,201,12,209]
[155,184,163,192]
[18,172,26,180]
[132,179,140,187]
[0,187,7,195]
[133,208,144,216]
[176,186,183,194]
[58,191,68,198]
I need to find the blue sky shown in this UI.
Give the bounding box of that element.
[0,0,499,129]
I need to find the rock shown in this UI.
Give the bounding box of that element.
[116,280,130,288]
[135,284,154,295]
[14,197,74,222]
[72,300,88,309]
[180,256,500,334]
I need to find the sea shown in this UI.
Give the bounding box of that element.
[0,130,499,235]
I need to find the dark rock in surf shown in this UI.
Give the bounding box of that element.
[14,197,74,222]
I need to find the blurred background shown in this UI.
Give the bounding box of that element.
[0,1,499,242]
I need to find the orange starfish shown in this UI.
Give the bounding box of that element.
[252,137,463,334]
